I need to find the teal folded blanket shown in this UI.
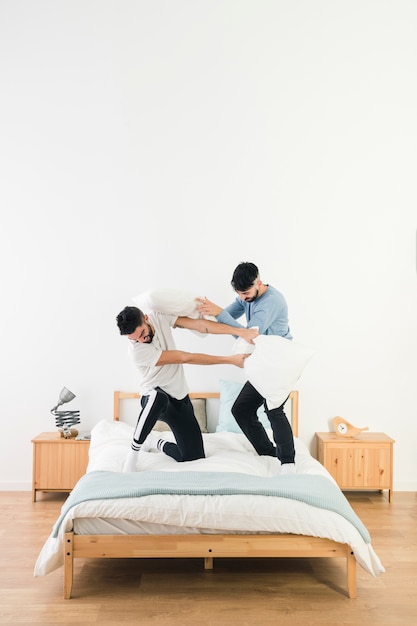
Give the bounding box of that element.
[52,470,370,542]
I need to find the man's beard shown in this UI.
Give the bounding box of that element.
[143,323,154,343]
[245,289,259,302]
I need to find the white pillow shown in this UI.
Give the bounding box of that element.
[244,335,314,410]
[87,419,133,473]
[132,288,200,318]
[216,379,271,434]
[132,288,215,337]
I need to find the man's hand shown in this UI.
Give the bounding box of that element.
[230,353,250,368]
[241,327,259,344]
[196,297,222,317]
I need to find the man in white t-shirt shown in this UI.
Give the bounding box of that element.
[116,305,258,472]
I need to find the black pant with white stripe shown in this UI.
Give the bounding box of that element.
[131,387,205,462]
[231,381,295,464]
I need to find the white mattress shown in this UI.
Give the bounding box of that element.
[34,420,385,578]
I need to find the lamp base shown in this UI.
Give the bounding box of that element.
[58,428,79,439]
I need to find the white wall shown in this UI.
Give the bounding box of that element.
[1,0,416,490]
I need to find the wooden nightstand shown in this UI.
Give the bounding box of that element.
[31,432,90,502]
[316,432,395,502]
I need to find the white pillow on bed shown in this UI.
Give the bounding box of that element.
[87,420,133,472]
[216,379,271,434]
[244,335,314,410]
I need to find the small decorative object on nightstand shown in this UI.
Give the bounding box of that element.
[332,416,369,438]
[316,431,395,502]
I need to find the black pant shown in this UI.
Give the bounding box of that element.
[231,381,295,464]
[131,388,205,462]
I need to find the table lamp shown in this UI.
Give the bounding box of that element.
[50,386,80,438]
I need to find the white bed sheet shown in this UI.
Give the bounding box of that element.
[34,420,385,578]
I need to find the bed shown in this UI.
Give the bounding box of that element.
[34,388,384,599]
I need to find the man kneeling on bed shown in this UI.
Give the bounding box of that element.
[116,306,258,472]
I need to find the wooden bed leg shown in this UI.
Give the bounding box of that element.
[64,532,74,599]
[204,557,213,570]
[347,550,357,599]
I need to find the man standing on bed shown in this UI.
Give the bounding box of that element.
[197,261,296,475]
[116,306,258,472]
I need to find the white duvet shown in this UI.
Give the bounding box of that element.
[34,420,384,577]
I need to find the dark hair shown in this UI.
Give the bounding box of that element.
[231,262,259,292]
[116,306,145,335]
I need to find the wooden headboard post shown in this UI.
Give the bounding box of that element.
[113,389,299,437]
[113,391,140,421]
[288,390,298,438]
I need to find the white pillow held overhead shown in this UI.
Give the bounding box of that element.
[132,288,216,337]
[132,288,201,317]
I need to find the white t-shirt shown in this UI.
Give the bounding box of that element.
[128,311,189,400]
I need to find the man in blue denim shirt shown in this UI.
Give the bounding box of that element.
[197,262,295,474]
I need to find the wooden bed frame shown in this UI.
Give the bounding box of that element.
[63,390,356,599]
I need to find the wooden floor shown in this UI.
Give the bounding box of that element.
[0,490,416,626]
